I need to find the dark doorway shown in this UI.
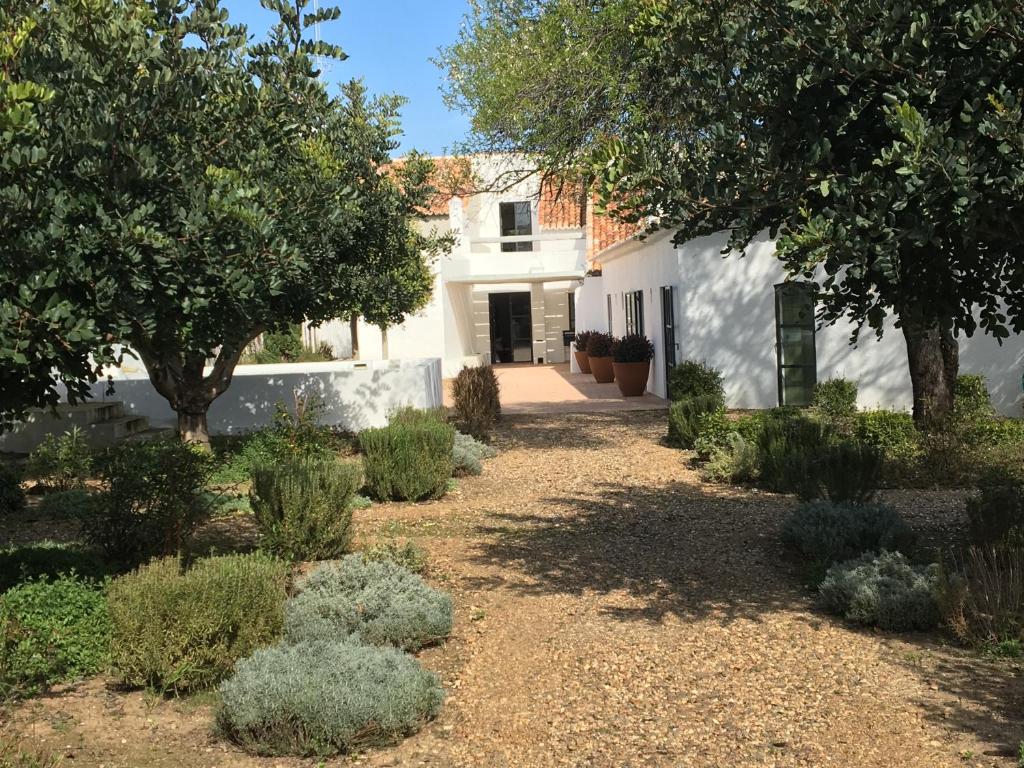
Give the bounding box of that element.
[489,292,533,363]
[661,285,677,392]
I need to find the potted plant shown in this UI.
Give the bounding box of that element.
[585,332,615,383]
[572,330,595,374]
[612,334,655,396]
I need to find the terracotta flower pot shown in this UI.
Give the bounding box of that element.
[573,348,592,374]
[613,361,650,397]
[589,356,614,383]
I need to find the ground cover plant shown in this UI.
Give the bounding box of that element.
[450,365,501,440]
[0,574,110,699]
[285,555,452,651]
[217,639,444,757]
[107,553,288,694]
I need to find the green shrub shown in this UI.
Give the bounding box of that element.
[0,575,110,698]
[954,374,995,426]
[250,457,360,561]
[940,545,1024,649]
[217,639,443,756]
[702,433,760,484]
[0,465,25,517]
[819,551,940,631]
[452,431,497,477]
[38,488,95,520]
[693,408,734,460]
[362,537,428,574]
[107,553,288,693]
[855,410,921,464]
[359,420,455,502]
[0,541,112,594]
[667,394,723,449]
[285,555,452,651]
[812,378,858,427]
[26,428,93,491]
[81,440,212,566]
[801,441,883,504]
[585,332,614,358]
[966,471,1024,546]
[450,366,501,440]
[756,410,829,494]
[781,501,916,573]
[667,360,724,403]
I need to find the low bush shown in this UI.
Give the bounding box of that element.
[26,428,92,491]
[812,378,858,428]
[612,334,654,363]
[360,420,455,502]
[755,410,829,494]
[702,433,760,484]
[38,488,95,520]
[954,374,995,426]
[107,553,288,693]
[452,431,497,477]
[217,639,443,756]
[250,457,360,561]
[781,501,916,573]
[819,551,940,631]
[0,575,110,698]
[693,408,734,460]
[855,410,921,464]
[450,366,501,440]
[81,440,212,567]
[0,541,113,594]
[667,394,723,449]
[667,360,724,403]
[584,332,614,358]
[362,538,428,574]
[285,555,452,651]
[801,441,883,504]
[0,465,25,517]
[940,545,1024,649]
[966,471,1024,546]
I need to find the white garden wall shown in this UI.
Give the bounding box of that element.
[581,230,1024,415]
[90,358,444,434]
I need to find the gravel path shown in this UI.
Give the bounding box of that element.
[360,411,1024,768]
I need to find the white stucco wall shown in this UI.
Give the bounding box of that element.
[88,358,443,434]
[581,230,1024,415]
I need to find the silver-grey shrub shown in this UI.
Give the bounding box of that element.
[250,457,361,561]
[781,501,916,567]
[217,639,443,756]
[285,555,452,650]
[818,551,940,631]
[452,431,498,477]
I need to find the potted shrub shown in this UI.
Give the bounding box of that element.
[572,330,595,374]
[612,334,655,396]
[585,332,615,383]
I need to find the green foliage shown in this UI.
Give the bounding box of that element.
[941,545,1024,650]
[107,554,288,694]
[0,464,24,517]
[359,420,455,502]
[0,575,109,698]
[812,378,858,428]
[243,325,336,365]
[954,374,995,425]
[855,410,921,464]
[361,538,428,575]
[249,457,360,561]
[755,411,829,494]
[584,332,614,358]
[451,366,501,440]
[701,433,760,485]
[692,408,733,461]
[819,552,940,632]
[612,334,654,363]
[37,488,94,520]
[81,440,212,567]
[572,330,596,350]
[0,541,112,594]
[285,556,452,651]
[217,639,444,756]
[26,427,92,490]
[452,431,497,477]
[667,361,724,404]
[781,501,916,577]
[667,395,722,449]
[966,472,1024,547]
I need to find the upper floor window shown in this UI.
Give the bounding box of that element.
[500,201,533,252]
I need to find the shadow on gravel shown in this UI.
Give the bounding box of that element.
[493,412,636,451]
[466,480,807,625]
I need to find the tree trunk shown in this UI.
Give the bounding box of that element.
[350,315,360,360]
[177,409,211,447]
[381,326,389,359]
[902,316,959,427]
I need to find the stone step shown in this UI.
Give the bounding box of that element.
[83,415,151,446]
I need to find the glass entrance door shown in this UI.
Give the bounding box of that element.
[489,291,533,363]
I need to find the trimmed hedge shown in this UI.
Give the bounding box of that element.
[285,555,452,651]
[360,420,455,501]
[107,553,288,693]
[217,639,443,756]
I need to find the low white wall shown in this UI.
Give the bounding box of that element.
[586,230,1024,415]
[92,358,444,434]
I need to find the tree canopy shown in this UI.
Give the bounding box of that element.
[441,0,1024,422]
[1,0,447,442]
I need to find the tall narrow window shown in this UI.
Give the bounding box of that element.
[774,282,817,406]
[606,294,613,333]
[567,292,576,331]
[499,201,533,252]
[624,290,644,335]
[661,286,677,391]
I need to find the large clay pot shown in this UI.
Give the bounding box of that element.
[613,361,650,397]
[574,348,592,374]
[589,356,614,383]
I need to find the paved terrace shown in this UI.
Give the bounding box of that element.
[446,363,668,415]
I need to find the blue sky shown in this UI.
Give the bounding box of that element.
[222,0,471,156]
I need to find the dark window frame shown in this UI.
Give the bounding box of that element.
[499,201,533,252]
[774,282,817,407]
[624,289,644,335]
